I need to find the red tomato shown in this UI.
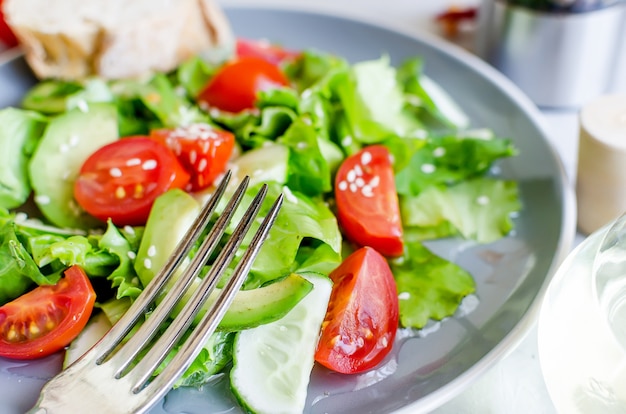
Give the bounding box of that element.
[0,0,18,48]
[197,56,289,113]
[0,266,96,360]
[335,145,404,257]
[150,124,235,191]
[236,38,300,65]
[74,137,190,226]
[315,247,399,374]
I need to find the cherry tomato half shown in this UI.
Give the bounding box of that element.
[0,265,96,360]
[74,137,190,226]
[236,38,300,65]
[315,247,399,374]
[335,145,404,257]
[150,124,235,191]
[197,56,290,113]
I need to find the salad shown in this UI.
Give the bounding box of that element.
[0,38,520,413]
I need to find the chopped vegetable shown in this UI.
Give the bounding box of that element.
[315,247,399,374]
[74,137,190,226]
[335,145,403,257]
[0,265,96,360]
[197,56,290,113]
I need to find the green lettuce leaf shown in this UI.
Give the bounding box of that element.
[400,177,521,243]
[391,241,475,328]
[395,132,518,197]
[0,108,48,209]
[0,223,59,304]
[280,118,332,197]
[227,183,342,288]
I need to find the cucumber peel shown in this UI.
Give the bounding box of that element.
[230,272,332,414]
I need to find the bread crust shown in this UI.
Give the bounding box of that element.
[2,0,233,80]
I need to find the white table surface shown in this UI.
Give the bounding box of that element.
[219,1,626,413]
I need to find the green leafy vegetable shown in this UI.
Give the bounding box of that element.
[0,108,48,209]
[391,241,476,328]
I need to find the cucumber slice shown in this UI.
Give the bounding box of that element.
[230,272,332,414]
[29,103,119,229]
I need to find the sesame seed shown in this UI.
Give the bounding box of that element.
[147,245,157,257]
[476,195,490,205]
[189,150,197,164]
[355,177,365,187]
[35,194,51,205]
[342,136,353,147]
[349,183,358,192]
[126,158,141,166]
[142,160,157,170]
[127,251,136,259]
[197,158,208,172]
[338,181,348,191]
[109,167,122,177]
[144,258,152,269]
[398,292,410,300]
[77,100,89,113]
[433,147,446,157]
[124,225,135,235]
[354,165,363,176]
[380,336,389,348]
[347,169,356,183]
[361,151,372,165]
[296,142,308,150]
[361,185,374,197]
[369,176,380,187]
[421,163,436,174]
[69,135,80,147]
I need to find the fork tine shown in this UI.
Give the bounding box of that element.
[104,175,251,373]
[136,191,284,410]
[90,171,235,363]
[128,185,282,395]
[151,192,285,392]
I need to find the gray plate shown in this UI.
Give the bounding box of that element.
[0,6,576,414]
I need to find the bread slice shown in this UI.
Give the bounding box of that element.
[2,0,234,80]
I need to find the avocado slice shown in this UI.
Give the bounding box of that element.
[135,188,314,331]
[134,188,202,288]
[28,103,119,229]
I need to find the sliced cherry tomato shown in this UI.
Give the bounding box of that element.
[0,0,18,48]
[236,37,300,65]
[74,137,190,226]
[150,124,235,191]
[0,265,96,360]
[315,247,399,374]
[335,145,404,257]
[197,56,290,113]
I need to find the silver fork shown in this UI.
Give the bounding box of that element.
[28,171,284,414]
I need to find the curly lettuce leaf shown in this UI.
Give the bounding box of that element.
[0,223,60,304]
[226,183,342,288]
[98,221,143,300]
[0,108,48,209]
[391,241,475,328]
[395,132,518,197]
[400,177,521,243]
[280,118,332,197]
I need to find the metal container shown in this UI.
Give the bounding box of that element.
[476,0,626,108]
